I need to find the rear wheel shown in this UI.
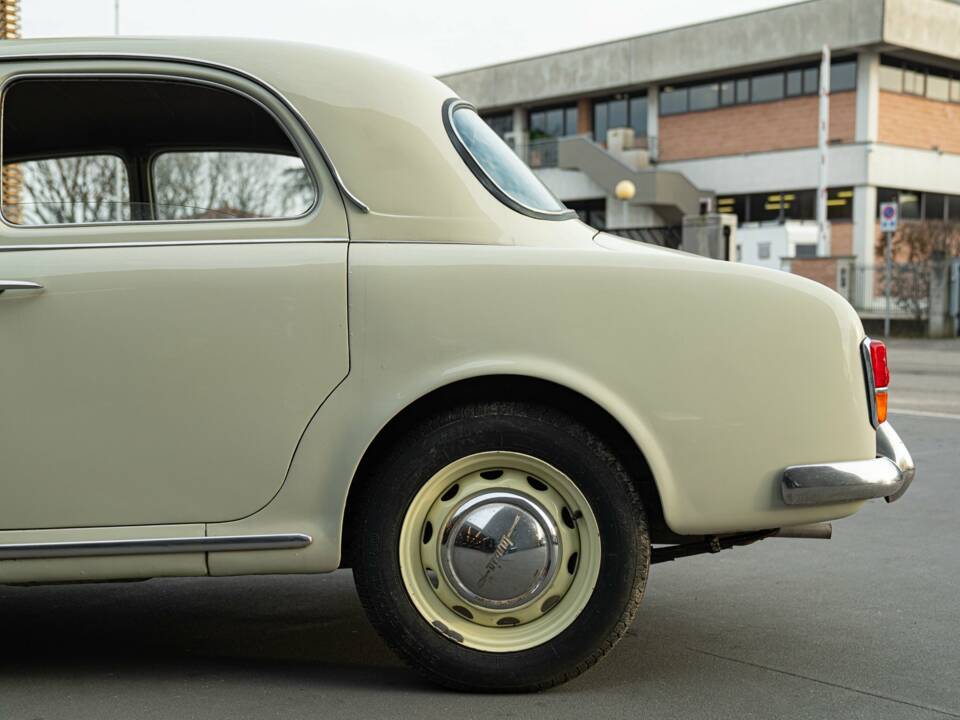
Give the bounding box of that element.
[351,401,650,692]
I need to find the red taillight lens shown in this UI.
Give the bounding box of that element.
[870,341,890,389]
[863,338,890,426]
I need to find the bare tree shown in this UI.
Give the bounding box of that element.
[153,151,313,219]
[5,151,315,224]
[874,220,960,320]
[9,155,126,225]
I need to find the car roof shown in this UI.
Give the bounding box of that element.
[0,38,589,246]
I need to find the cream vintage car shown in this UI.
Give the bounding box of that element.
[0,38,914,692]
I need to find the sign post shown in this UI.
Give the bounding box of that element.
[816,45,831,256]
[879,202,899,338]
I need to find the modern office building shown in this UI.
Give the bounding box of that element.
[439,0,960,297]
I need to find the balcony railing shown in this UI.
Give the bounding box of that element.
[514,132,658,169]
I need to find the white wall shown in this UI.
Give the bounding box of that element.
[659,144,870,196]
[533,168,606,202]
[737,222,819,269]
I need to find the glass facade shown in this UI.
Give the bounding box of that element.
[660,59,857,116]
[482,112,514,140]
[877,188,960,222]
[592,93,647,142]
[716,187,854,225]
[528,104,578,139]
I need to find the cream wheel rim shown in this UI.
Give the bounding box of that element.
[398,451,601,652]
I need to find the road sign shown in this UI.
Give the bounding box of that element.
[880,202,898,232]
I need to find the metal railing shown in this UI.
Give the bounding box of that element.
[517,133,658,169]
[605,225,683,250]
[848,263,931,319]
[524,137,560,168]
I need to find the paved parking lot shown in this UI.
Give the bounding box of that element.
[1,341,957,719]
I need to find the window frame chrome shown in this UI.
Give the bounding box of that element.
[442,98,576,222]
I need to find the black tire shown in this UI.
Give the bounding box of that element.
[351,400,651,692]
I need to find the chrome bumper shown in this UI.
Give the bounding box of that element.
[781,423,916,506]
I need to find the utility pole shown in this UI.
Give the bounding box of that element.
[816,45,831,256]
[0,0,21,224]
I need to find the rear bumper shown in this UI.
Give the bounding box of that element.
[781,423,916,506]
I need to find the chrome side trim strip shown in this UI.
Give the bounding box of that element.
[0,237,346,252]
[0,51,370,213]
[0,532,312,560]
[781,422,915,506]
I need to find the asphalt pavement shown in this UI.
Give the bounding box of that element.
[0,342,957,719]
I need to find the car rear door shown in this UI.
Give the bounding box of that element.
[0,61,349,530]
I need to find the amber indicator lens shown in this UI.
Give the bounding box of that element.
[875,391,888,425]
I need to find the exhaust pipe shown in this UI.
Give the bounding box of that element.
[774,522,832,540]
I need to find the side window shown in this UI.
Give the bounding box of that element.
[152,151,313,220]
[5,155,130,225]
[1,76,317,227]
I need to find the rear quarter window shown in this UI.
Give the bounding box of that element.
[445,100,572,220]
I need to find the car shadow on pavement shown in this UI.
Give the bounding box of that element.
[0,571,432,691]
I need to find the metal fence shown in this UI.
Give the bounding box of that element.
[848,263,931,319]
[605,225,683,250]
[524,138,559,168]
[519,133,657,169]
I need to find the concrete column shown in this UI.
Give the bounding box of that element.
[576,98,592,137]
[511,106,527,160]
[852,184,877,306]
[855,50,879,144]
[853,185,877,263]
[928,254,952,338]
[646,85,659,162]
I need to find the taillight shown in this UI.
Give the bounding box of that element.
[861,338,889,427]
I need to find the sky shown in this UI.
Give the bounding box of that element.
[21,0,796,76]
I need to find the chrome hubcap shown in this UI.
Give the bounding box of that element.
[399,452,602,652]
[439,491,561,611]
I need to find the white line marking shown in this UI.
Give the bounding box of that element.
[890,408,960,421]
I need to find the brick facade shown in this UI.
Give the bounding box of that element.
[658,91,856,162]
[878,91,960,154]
[576,98,592,136]
[831,221,853,255]
[789,257,840,290]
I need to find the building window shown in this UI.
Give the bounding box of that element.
[659,58,856,116]
[592,93,649,143]
[714,187,854,226]
[689,82,719,111]
[877,188,960,222]
[757,242,771,260]
[482,112,514,140]
[659,86,688,115]
[924,193,946,222]
[720,80,736,105]
[827,187,854,221]
[751,72,785,103]
[880,56,960,104]
[903,68,926,96]
[879,64,903,93]
[529,104,578,139]
[949,196,960,222]
[795,243,817,258]
[829,61,857,92]
[786,69,803,97]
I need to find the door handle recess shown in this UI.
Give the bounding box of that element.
[0,280,44,294]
